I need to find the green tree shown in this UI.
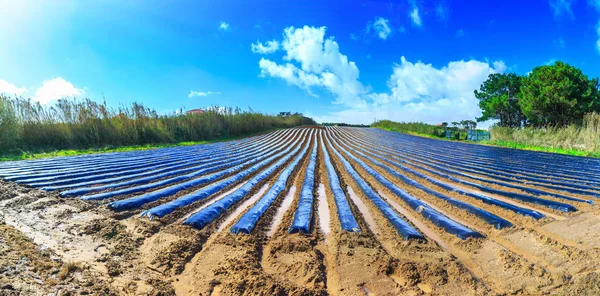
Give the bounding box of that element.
[474,73,525,127]
[519,61,600,127]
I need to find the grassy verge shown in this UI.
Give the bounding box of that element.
[374,126,448,141]
[0,129,275,162]
[374,126,600,159]
[479,140,600,158]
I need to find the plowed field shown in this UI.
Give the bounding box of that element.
[1,126,600,295]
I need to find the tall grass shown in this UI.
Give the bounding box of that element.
[371,120,441,136]
[0,95,315,155]
[489,112,600,157]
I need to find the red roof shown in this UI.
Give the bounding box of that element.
[186,108,204,114]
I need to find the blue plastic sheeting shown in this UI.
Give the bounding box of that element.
[320,132,361,233]
[330,132,512,230]
[230,138,311,234]
[365,128,600,181]
[343,129,581,212]
[13,131,279,185]
[334,130,552,218]
[26,132,277,187]
[0,131,270,179]
[12,156,184,183]
[359,134,594,203]
[53,131,288,195]
[289,137,318,234]
[325,135,423,240]
[182,131,315,230]
[370,128,600,180]
[76,129,299,200]
[367,128,599,177]
[329,132,484,240]
[142,131,309,219]
[1,147,202,178]
[370,134,600,194]
[107,129,306,210]
[0,133,262,176]
[2,130,265,172]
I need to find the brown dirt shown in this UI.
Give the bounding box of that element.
[1,126,600,295]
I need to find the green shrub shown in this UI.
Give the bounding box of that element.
[0,95,315,155]
[489,112,600,155]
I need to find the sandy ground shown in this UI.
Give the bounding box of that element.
[1,126,600,295]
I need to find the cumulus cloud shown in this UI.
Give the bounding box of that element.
[549,0,574,19]
[189,90,222,98]
[255,26,505,127]
[251,40,279,54]
[371,17,392,40]
[258,26,367,107]
[0,79,27,96]
[219,21,230,31]
[371,57,505,107]
[34,77,84,104]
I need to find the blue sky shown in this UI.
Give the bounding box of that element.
[1,0,599,127]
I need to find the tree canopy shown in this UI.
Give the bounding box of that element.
[474,73,525,127]
[475,61,600,128]
[519,61,600,127]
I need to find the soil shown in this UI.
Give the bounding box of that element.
[1,126,600,295]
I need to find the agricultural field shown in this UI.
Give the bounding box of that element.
[1,126,600,295]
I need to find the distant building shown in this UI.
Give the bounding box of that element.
[186,108,205,115]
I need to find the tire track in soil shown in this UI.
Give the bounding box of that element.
[0,181,176,295]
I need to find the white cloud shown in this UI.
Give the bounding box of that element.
[255,26,505,127]
[410,7,422,27]
[372,17,392,40]
[258,26,367,107]
[33,77,84,104]
[219,21,230,31]
[188,90,222,98]
[455,29,464,38]
[549,0,574,19]
[251,40,279,54]
[349,33,359,40]
[371,57,505,106]
[0,79,27,96]
[435,1,450,23]
[492,61,507,72]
